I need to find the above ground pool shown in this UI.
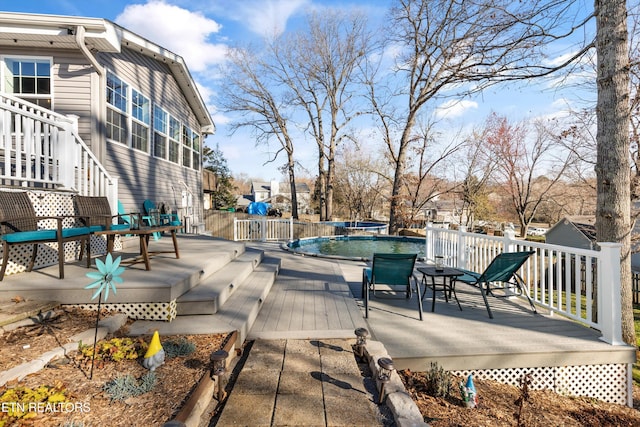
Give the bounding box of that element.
[283,235,426,261]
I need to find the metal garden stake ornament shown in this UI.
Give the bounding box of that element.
[85,253,125,379]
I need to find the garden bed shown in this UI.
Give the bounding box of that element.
[0,306,231,426]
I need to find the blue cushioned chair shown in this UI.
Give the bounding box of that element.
[142,199,181,240]
[0,191,92,280]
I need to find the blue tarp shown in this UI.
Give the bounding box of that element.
[247,202,269,215]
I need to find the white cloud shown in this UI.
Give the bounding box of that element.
[434,99,478,120]
[115,0,227,72]
[234,0,309,37]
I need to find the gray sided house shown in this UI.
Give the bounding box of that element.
[545,217,597,250]
[0,12,214,227]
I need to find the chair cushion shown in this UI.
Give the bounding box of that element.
[169,220,181,226]
[61,227,91,238]
[2,229,57,243]
[88,225,106,233]
[109,224,130,231]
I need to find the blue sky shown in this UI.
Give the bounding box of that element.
[0,0,592,181]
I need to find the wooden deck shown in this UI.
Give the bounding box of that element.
[248,242,635,405]
[249,243,634,370]
[0,238,635,404]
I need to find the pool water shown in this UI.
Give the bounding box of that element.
[285,235,425,261]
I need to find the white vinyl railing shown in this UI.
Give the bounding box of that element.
[425,225,623,345]
[234,217,294,242]
[0,93,117,209]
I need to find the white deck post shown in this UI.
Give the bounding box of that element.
[598,242,624,345]
[424,223,433,263]
[456,226,467,269]
[233,218,238,241]
[289,216,294,240]
[58,118,77,190]
[503,229,517,252]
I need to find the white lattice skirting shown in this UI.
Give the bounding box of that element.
[453,363,631,406]
[70,300,177,321]
[0,191,120,276]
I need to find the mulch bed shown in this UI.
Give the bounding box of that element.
[0,306,230,426]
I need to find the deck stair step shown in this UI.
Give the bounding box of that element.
[176,248,264,316]
[212,256,281,343]
[126,255,281,339]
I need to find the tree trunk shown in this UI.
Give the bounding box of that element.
[595,0,633,345]
[317,149,326,222]
[287,155,299,220]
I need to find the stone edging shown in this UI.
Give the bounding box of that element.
[364,340,429,427]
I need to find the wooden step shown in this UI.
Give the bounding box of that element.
[176,249,264,315]
[127,257,281,338]
[212,256,281,343]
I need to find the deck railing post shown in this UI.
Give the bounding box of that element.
[456,226,466,269]
[233,218,238,241]
[425,223,433,263]
[58,119,76,190]
[598,242,624,345]
[289,217,294,241]
[503,229,517,252]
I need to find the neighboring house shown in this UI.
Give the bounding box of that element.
[250,180,311,213]
[202,169,217,210]
[545,217,597,250]
[423,198,467,226]
[0,12,214,230]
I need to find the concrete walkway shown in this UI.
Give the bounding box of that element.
[215,339,385,426]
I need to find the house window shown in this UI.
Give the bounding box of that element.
[2,57,52,108]
[168,117,180,164]
[106,72,128,145]
[182,125,201,170]
[131,89,149,152]
[153,105,167,160]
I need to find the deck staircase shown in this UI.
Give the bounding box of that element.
[0,235,281,344]
[120,236,282,344]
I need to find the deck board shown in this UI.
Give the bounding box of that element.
[248,246,634,373]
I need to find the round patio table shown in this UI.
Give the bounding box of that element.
[417,266,464,313]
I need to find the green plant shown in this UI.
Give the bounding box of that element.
[0,381,70,424]
[76,337,147,366]
[424,362,453,398]
[163,338,196,358]
[103,372,157,401]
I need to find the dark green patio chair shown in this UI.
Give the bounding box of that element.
[362,253,422,320]
[453,251,537,319]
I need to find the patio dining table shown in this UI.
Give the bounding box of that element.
[93,224,182,270]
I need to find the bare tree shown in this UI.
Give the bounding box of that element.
[269,10,374,221]
[220,45,300,218]
[455,126,500,228]
[595,0,633,345]
[381,0,594,233]
[482,114,576,237]
[333,145,388,220]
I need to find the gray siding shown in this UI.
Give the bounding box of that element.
[545,223,593,250]
[1,45,205,225]
[0,47,94,146]
[97,47,203,224]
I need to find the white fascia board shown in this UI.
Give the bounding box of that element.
[0,12,121,52]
